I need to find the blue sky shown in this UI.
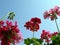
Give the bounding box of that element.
[0,0,60,45]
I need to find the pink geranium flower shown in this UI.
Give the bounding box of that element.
[0,20,23,45]
[43,6,60,21]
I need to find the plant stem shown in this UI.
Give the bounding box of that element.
[47,42,50,45]
[0,13,8,20]
[33,32,34,45]
[55,19,60,32]
[33,32,34,38]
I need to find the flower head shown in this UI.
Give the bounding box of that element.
[0,20,4,26]
[30,17,41,24]
[52,32,58,36]
[24,17,41,32]
[43,6,60,21]
[41,30,52,43]
[43,11,50,19]
[0,20,23,45]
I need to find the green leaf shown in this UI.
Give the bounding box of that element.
[8,12,15,20]
[32,38,42,45]
[24,38,33,45]
[33,40,42,45]
[37,39,43,44]
[24,38,43,45]
[51,36,56,40]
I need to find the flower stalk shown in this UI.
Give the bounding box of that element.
[55,19,60,32]
[33,32,34,38]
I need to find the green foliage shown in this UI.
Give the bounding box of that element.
[24,38,32,45]
[24,38,43,45]
[8,12,15,20]
[51,33,60,45]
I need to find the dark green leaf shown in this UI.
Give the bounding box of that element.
[8,12,15,20]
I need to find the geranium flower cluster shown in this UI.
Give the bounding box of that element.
[52,32,58,36]
[43,6,60,20]
[41,30,51,43]
[41,30,58,43]
[0,20,23,45]
[24,6,60,45]
[24,17,41,32]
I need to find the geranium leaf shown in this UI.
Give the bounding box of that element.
[8,12,15,20]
